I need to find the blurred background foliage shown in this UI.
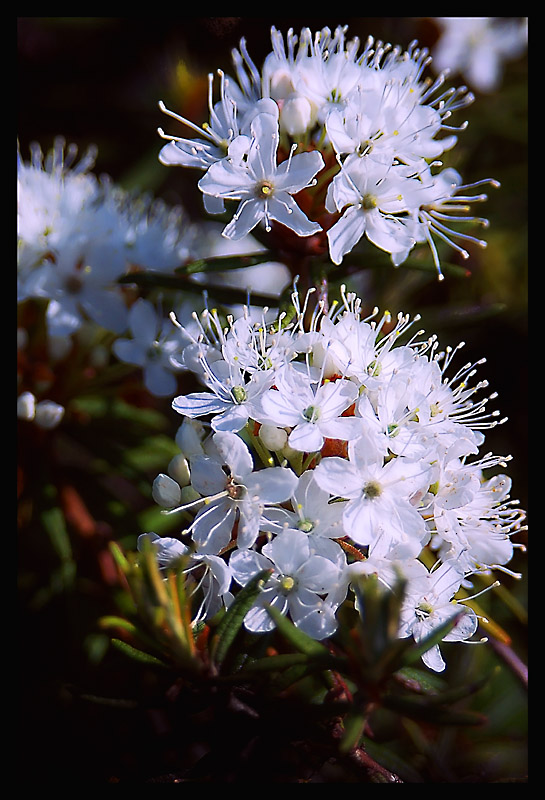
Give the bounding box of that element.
[17,17,527,782]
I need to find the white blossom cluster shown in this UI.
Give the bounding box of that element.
[140,287,526,672]
[431,17,528,94]
[17,137,198,340]
[158,24,499,279]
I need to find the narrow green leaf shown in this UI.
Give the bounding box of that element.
[264,603,330,658]
[41,506,72,562]
[118,269,280,307]
[418,670,496,706]
[339,710,367,753]
[238,652,311,674]
[110,638,169,668]
[362,737,424,784]
[109,541,131,574]
[382,693,486,726]
[176,252,273,275]
[210,569,272,667]
[98,615,139,635]
[395,666,448,694]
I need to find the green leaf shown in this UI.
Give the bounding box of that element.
[264,603,331,658]
[175,252,274,276]
[382,693,486,726]
[98,615,139,636]
[362,737,424,784]
[339,709,368,753]
[110,637,169,668]
[210,569,272,668]
[41,505,72,562]
[118,264,281,307]
[109,541,131,574]
[395,666,448,694]
[238,652,311,674]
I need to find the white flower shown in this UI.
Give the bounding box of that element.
[261,469,347,539]
[256,366,361,453]
[314,446,431,559]
[229,529,343,639]
[17,137,99,294]
[325,81,457,167]
[158,74,279,215]
[263,26,369,129]
[432,17,528,93]
[431,469,525,575]
[113,298,184,397]
[408,166,499,280]
[198,111,324,240]
[135,287,525,666]
[173,359,274,433]
[122,195,197,273]
[18,139,132,336]
[185,431,299,551]
[325,156,419,266]
[138,532,233,623]
[398,560,479,672]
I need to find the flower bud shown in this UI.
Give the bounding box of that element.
[17,391,36,421]
[33,400,65,430]
[280,94,314,136]
[152,473,182,507]
[180,484,201,504]
[259,424,288,451]
[168,453,191,487]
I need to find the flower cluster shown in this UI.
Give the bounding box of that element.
[140,287,526,671]
[17,137,198,341]
[158,25,499,278]
[431,17,528,94]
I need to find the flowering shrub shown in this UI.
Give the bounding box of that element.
[18,19,527,784]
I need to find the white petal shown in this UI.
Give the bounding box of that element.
[202,554,232,595]
[128,297,158,341]
[274,150,324,193]
[260,388,305,427]
[297,555,340,594]
[222,199,264,240]
[421,643,446,672]
[191,500,235,554]
[189,455,227,496]
[288,422,324,453]
[245,465,299,504]
[112,338,148,366]
[326,205,366,265]
[319,416,363,442]
[289,597,338,640]
[263,529,309,574]
[213,431,253,478]
[230,547,272,586]
[210,403,250,433]
[172,392,230,418]
[268,194,322,237]
[144,362,178,398]
[313,456,363,499]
